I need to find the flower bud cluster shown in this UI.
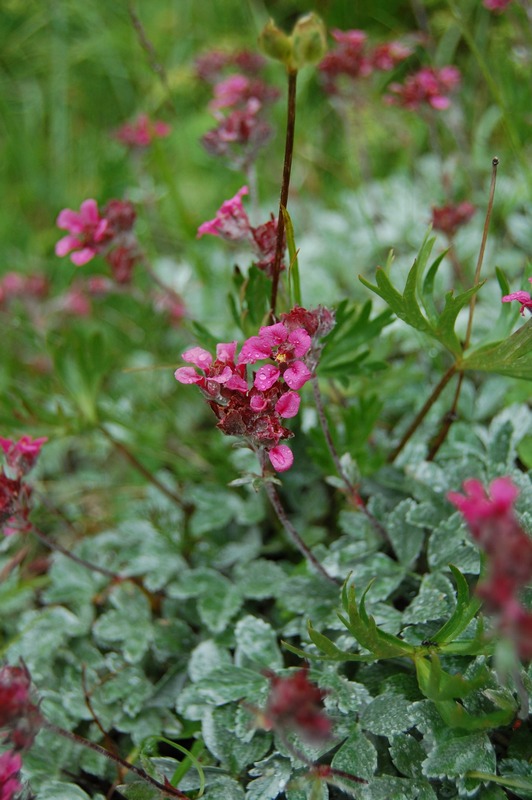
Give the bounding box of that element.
[448,477,532,659]
[197,48,279,172]
[197,186,283,277]
[175,307,334,472]
[385,65,461,111]
[319,29,412,95]
[0,435,47,536]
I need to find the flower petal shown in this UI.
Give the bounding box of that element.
[269,445,293,472]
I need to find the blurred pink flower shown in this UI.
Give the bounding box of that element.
[484,0,512,11]
[0,750,22,800]
[449,477,532,659]
[0,436,47,476]
[55,199,110,266]
[432,202,476,237]
[114,114,171,148]
[386,65,460,110]
[262,668,332,743]
[197,186,252,241]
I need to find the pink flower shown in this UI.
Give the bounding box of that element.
[201,102,274,171]
[262,668,332,743]
[197,186,252,242]
[238,336,273,364]
[0,751,22,800]
[55,199,110,266]
[502,280,532,315]
[319,29,411,95]
[484,0,512,11]
[432,202,476,237]
[0,436,47,476]
[254,365,281,391]
[448,477,532,658]
[114,114,171,148]
[275,392,300,418]
[209,74,279,112]
[0,664,41,749]
[386,66,460,111]
[284,360,312,390]
[268,445,294,472]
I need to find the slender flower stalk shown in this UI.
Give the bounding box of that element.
[260,463,338,586]
[427,158,499,460]
[387,363,457,462]
[31,527,122,581]
[311,377,390,541]
[271,70,297,318]
[98,425,184,509]
[42,719,190,799]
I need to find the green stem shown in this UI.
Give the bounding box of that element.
[270,69,298,319]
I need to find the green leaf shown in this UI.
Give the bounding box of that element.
[359,233,485,357]
[331,726,378,782]
[282,206,301,307]
[460,320,532,380]
[431,565,481,645]
[414,653,489,702]
[422,731,496,779]
[234,615,283,670]
[319,300,393,378]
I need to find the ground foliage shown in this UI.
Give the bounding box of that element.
[1,1,532,799]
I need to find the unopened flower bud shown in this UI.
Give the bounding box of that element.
[258,19,293,66]
[291,13,327,69]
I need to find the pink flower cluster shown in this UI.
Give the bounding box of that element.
[195,50,266,83]
[502,277,532,316]
[55,198,139,283]
[319,29,412,95]
[114,114,171,149]
[197,186,282,277]
[262,667,332,744]
[386,65,461,111]
[198,49,279,171]
[431,202,476,238]
[0,272,49,310]
[0,751,22,800]
[0,435,47,536]
[448,478,532,659]
[484,0,512,11]
[175,306,334,472]
[0,664,42,800]
[0,664,41,751]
